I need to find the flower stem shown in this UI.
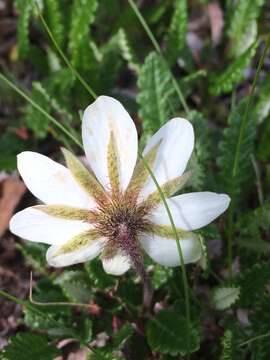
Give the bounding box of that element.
[227,35,270,278]
[139,153,191,355]
[127,0,190,115]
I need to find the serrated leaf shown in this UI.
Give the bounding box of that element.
[44,0,64,48]
[227,0,265,57]
[212,286,240,310]
[209,42,257,96]
[152,264,173,290]
[147,309,200,356]
[16,242,48,274]
[0,333,60,360]
[54,270,92,303]
[138,52,176,135]
[166,0,187,63]
[118,28,140,73]
[85,259,116,289]
[220,330,234,360]
[69,0,98,67]
[15,0,34,57]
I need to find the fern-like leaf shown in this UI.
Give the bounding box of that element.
[220,330,234,360]
[166,0,187,63]
[69,0,98,67]
[209,42,258,96]
[118,28,140,73]
[44,0,64,48]
[217,101,256,199]
[15,0,34,57]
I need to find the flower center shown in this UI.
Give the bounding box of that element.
[89,193,152,261]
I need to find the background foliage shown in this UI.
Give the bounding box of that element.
[0,0,270,358]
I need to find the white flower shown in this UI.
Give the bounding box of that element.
[9,96,230,275]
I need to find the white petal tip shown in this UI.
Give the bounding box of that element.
[102,254,131,276]
[218,194,231,211]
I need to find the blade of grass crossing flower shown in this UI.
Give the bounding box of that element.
[0,72,83,149]
[127,0,190,115]
[34,1,97,100]
[139,152,192,356]
[227,35,270,278]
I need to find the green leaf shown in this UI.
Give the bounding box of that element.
[15,0,34,57]
[212,286,240,310]
[166,0,187,63]
[209,42,257,96]
[217,101,256,198]
[0,332,60,360]
[138,52,176,135]
[54,270,92,303]
[227,0,265,57]
[146,309,200,356]
[69,0,98,67]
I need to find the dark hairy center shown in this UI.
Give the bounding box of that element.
[89,193,152,262]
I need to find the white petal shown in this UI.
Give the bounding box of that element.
[102,252,131,275]
[46,239,104,267]
[9,207,92,245]
[150,192,230,231]
[82,96,138,191]
[140,118,194,199]
[140,233,202,267]
[17,151,95,208]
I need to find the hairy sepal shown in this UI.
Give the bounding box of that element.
[127,140,162,196]
[53,229,100,256]
[107,131,120,195]
[34,205,91,221]
[149,223,194,240]
[144,171,192,207]
[62,148,108,205]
